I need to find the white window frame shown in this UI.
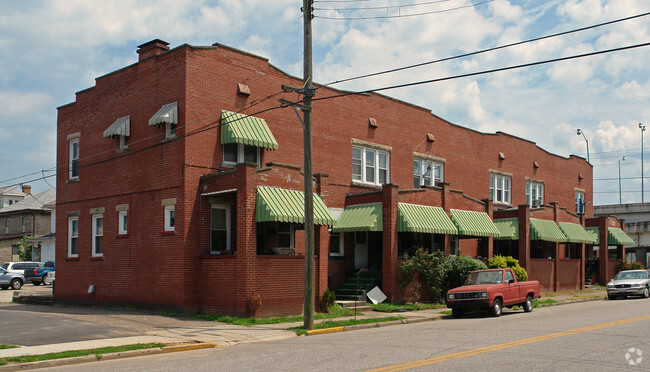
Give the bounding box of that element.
[119,135,128,150]
[352,145,390,186]
[68,217,78,258]
[118,210,128,235]
[414,159,444,188]
[489,173,511,204]
[210,204,231,254]
[575,191,585,214]
[92,214,103,257]
[69,138,80,180]
[165,122,177,139]
[329,231,344,256]
[526,181,544,207]
[164,205,175,232]
[223,143,261,167]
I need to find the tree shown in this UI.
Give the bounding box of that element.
[17,235,33,261]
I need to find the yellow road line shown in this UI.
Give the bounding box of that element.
[368,314,650,371]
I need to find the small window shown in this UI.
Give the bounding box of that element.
[329,232,344,256]
[489,173,511,204]
[21,217,26,233]
[68,217,78,257]
[166,122,177,139]
[164,205,175,232]
[119,135,128,150]
[118,210,128,235]
[69,138,80,180]
[278,223,294,248]
[223,143,261,168]
[211,205,231,254]
[575,191,585,214]
[92,214,103,257]
[352,145,390,186]
[414,159,444,188]
[526,181,544,207]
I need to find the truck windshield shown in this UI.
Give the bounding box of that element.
[465,271,503,285]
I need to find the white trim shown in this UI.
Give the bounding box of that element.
[210,204,231,254]
[68,216,78,258]
[164,205,175,232]
[69,138,80,180]
[92,214,104,257]
[352,145,390,185]
[223,143,261,167]
[329,231,344,256]
[118,210,128,235]
[201,189,237,197]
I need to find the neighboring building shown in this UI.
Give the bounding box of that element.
[56,39,595,316]
[0,188,56,263]
[0,186,26,208]
[594,203,649,269]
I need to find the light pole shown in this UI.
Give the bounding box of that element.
[576,129,590,163]
[640,123,646,203]
[619,156,625,204]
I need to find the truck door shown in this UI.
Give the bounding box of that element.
[503,270,520,305]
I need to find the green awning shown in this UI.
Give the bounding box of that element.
[255,186,335,225]
[333,203,382,232]
[608,227,635,246]
[494,218,518,240]
[529,218,567,242]
[559,222,595,244]
[585,227,599,244]
[450,209,500,238]
[221,111,279,150]
[397,203,458,234]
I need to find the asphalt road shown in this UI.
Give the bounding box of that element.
[37,297,650,371]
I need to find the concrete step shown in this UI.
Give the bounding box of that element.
[336,300,374,313]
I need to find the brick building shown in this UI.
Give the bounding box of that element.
[56,39,601,316]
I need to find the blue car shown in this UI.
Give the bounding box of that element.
[0,267,25,290]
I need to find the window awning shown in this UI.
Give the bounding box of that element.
[450,209,500,238]
[608,227,635,246]
[397,203,457,234]
[220,110,279,150]
[103,116,130,138]
[255,186,335,226]
[149,102,178,126]
[494,218,518,240]
[559,222,595,244]
[585,227,599,245]
[332,203,382,232]
[529,218,567,242]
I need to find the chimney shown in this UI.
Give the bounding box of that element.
[137,39,170,62]
[22,185,31,195]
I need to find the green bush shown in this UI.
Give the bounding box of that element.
[488,255,528,282]
[486,255,507,268]
[444,255,488,290]
[320,289,336,312]
[621,261,645,271]
[511,266,528,282]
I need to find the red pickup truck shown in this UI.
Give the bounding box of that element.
[446,268,540,318]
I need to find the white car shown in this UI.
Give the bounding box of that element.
[607,270,650,300]
[1,262,43,275]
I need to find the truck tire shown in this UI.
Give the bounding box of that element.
[452,308,464,318]
[490,298,502,317]
[10,278,23,290]
[0,286,8,290]
[523,295,534,312]
[32,280,41,286]
[42,274,49,285]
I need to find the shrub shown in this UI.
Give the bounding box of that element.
[621,261,645,271]
[486,255,507,269]
[320,289,336,312]
[488,255,529,282]
[443,255,488,290]
[511,266,528,282]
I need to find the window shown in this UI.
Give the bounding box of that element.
[329,232,344,256]
[223,143,260,167]
[352,145,389,185]
[8,200,13,205]
[414,159,443,188]
[119,135,128,150]
[575,191,585,214]
[4,219,8,234]
[164,205,175,232]
[278,223,294,248]
[69,138,80,179]
[21,217,26,233]
[489,173,511,204]
[68,217,78,257]
[165,122,177,139]
[211,205,231,254]
[92,214,103,256]
[526,181,544,207]
[118,210,128,235]
[504,270,514,283]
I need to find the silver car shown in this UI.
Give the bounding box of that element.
[607,270,650,300]
[0,267,25,290]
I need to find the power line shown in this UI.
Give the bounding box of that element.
[321,11,650,88]
[315,0,493,20]
[315,0,452,12]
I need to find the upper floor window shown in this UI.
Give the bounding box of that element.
[329,232,344,256]
[575,191,585,214]
[69,138,80,180]
[414,159,443,188]
[489,173,511,204]
[166,122,177,139]
[92,214,103,257]
[164,205,175,232]
[223,143,261,168]
[118,210,128,235]
[68,217,78,257]
[526,181,544,207]
[352,146,389,185]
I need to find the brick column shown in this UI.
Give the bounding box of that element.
[517,205,531,270]
[598,217,609,285]
[551,202,560,291]
[441,182,452,256]
[315,224,329,310]
[482,198,494,259]
[381,184,399,302]
[237,163,258,316]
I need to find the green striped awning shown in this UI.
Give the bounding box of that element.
[332,203,382,232]
[255,186,335,225]
[529,218,567,242]
[585,227,599,244]
[608,227,635,246]
[397,203,458,234]
[559,222,595,244]
[450,209,500,238]
[221,111,279,150]
[494,218,518,240]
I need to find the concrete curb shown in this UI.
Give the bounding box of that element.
[0,343,217,371]
[305,314,442,336]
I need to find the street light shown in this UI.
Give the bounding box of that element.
[619,156,626,204]
[640,123,646,203]
[576,129,590,163]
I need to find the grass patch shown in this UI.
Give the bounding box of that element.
[161,304,355,327]
[0,345,19,350]
[533,298,557,307]
[0,343,165,366]
[371,303,445,313]
[439,310,452,315]
[290,316,405,335]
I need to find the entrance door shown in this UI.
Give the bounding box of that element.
[354,231,368,269]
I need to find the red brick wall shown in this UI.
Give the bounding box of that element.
[528,259,555,292]
[557,259,581,291]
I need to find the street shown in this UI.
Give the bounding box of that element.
[37,298,650,371]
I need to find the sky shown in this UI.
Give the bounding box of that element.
[1,0,649,206]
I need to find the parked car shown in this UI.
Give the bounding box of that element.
[606,270,650,300]
[24,261,55,286]
[1,261,43,275]
[446,268,540,318]
[0,267,25,290]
